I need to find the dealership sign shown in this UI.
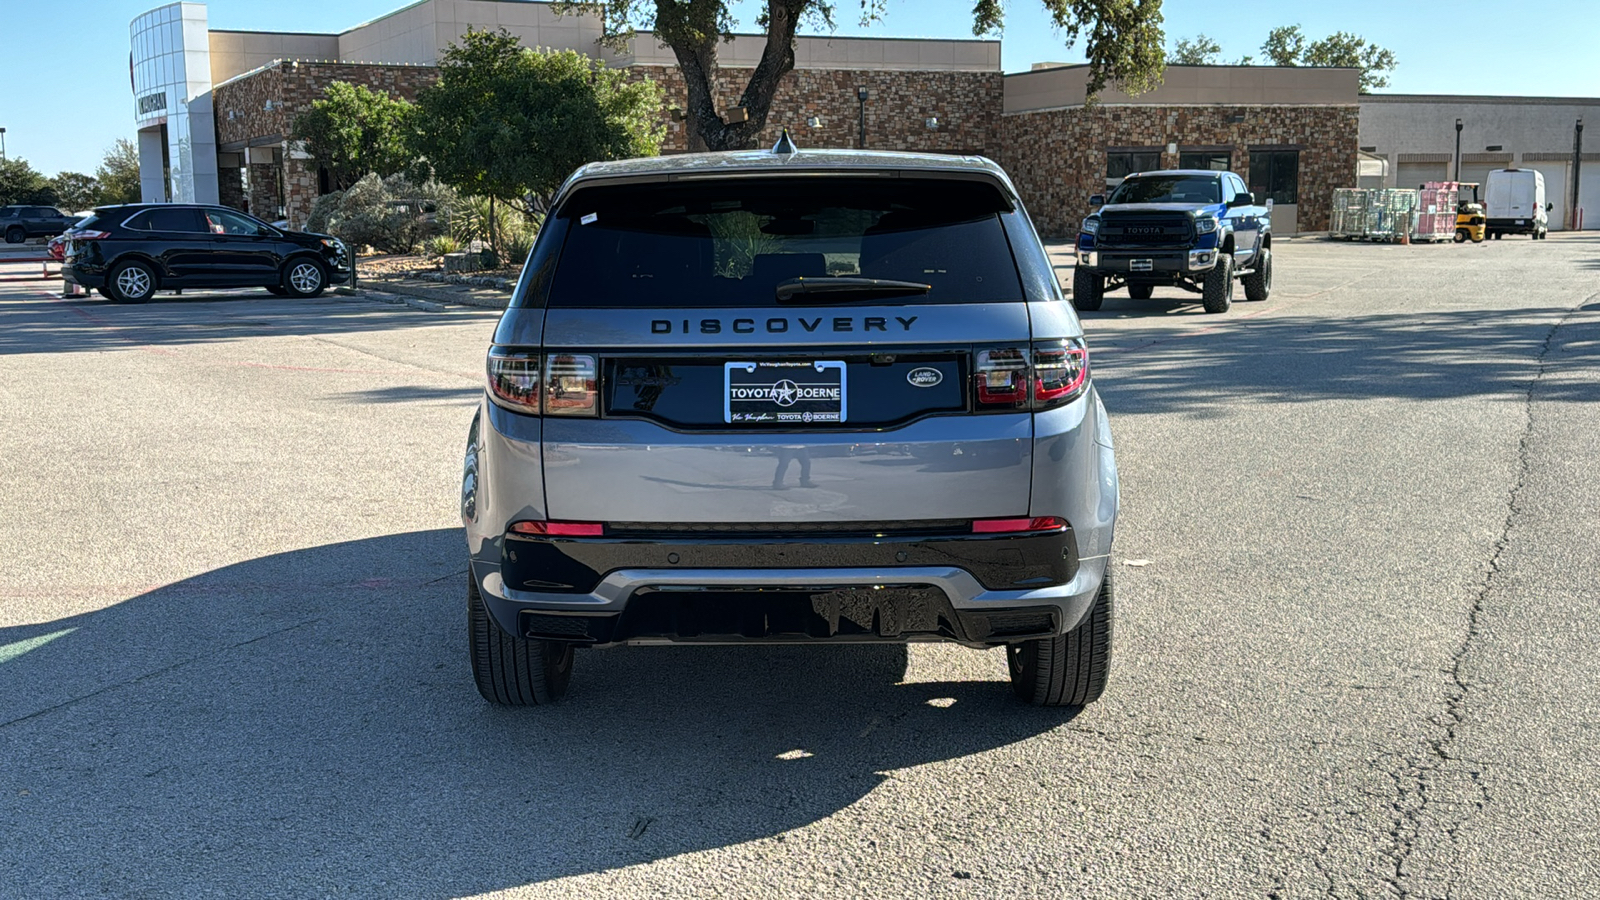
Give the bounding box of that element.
[137,92,168,115]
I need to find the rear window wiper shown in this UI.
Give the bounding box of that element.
[774,277,933,303]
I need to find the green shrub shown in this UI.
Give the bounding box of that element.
[504,230,534,265]
[422,235,461,257]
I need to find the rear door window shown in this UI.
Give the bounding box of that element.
[544,177,1023,308]
[128,208,206,232]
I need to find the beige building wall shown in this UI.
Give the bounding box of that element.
[337,0,608,66]
[620,32,998,72]
[208,30,339,84]
[1006,64,1360,114]
[338,0,440,64]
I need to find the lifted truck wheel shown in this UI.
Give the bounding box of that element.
[1242,247,1272,301]
[1072,267,1104,311]
[1008,568,1113,707]
[469,573,574,705]
[1127,284,1153,301]
[1201,253,1234,314]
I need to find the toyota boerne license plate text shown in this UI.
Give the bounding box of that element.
[724,361,847,424]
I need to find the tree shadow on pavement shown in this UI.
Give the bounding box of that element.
[0,290,494,357]
[0,530,1071,897]
[1085,305,1600,415]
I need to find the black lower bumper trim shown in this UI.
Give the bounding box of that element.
[501,525,1080,595]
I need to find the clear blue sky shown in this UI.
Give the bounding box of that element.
[2,0,1596,178]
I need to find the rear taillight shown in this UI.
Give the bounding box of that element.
[972,516,1067,534]
[71,230,111,241]
[509,520,604,537]
[486,346,540,415]
[486,347,599,417]
[1032,338,1089,406]
[975,347,1030,409]
[544,353,599,416]
[973,338,1090,412]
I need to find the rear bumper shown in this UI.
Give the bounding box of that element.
[474,555,1108,647]
[61,265,104,288]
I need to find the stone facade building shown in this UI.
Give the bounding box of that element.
[135,0,1365,237]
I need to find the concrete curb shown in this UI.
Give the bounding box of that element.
[362,277,509,309]
[348,287,448,313]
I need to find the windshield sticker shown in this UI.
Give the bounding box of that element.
[580,213,598,225]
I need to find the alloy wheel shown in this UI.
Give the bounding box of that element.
[289,262,322,294]
[116,266,152,299]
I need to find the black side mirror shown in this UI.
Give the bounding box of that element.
[1088,194,1105,207]
[1547,202,1554,212]
[1229,191,1255,207]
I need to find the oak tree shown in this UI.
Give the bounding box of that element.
[557,0,1166,151]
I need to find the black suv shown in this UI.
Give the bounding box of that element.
[62,204,350,302]
[1,205,80,243]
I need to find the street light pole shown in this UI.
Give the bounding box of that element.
[857,87,868,150]
[1574,119,1587,230]
[1454,118,1463,182]
[0,127,7,163]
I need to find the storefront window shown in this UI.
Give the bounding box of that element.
[1106,150,1161,187]
[1179,151,1231,171]
[1249,150,1300,205]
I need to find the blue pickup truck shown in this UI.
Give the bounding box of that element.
[1072,169,1272,314]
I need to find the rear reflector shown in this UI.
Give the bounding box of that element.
[972,516,1066,534]
[509,520,605,537]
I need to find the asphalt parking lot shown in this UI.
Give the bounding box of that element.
[2,233,1599,898]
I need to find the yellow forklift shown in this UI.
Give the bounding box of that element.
[1453,182,1485,243]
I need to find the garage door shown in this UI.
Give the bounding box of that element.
[1458,164,1499,191]
[1397,162,1447,190]
[1580,169,1600,230]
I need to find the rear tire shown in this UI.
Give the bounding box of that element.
[469,573,573,705]
[1201,253,1234,314]
[1007,568,1114,707]
[1242,247,1272,301]
[1072,268,1104,312]
[107,260,157,303]
[1127,284,1153,301]
[4,226,24,244]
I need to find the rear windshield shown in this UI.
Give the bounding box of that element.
[546,177,1023,307]
[1109,175,1221,205]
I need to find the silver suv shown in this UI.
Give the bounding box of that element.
[461,141,1120,707]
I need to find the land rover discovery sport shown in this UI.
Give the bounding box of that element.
[462,142,1120,707]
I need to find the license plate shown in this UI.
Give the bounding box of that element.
[725,361,846,424]
[1130,259,1153,272]
[1515,219,1526,225]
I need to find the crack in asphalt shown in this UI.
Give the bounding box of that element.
[0,617,324,731]
[1380,295,1596,900]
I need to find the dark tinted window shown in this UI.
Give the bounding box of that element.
[0,207,19,219]
[1249,150,1299,205]
[1177,152,1230,171]
[545,178,1023,308]
[128,208,206,232]
[1108,175,1222,204]
[26,207,59,217]
[1107,151,1161,182]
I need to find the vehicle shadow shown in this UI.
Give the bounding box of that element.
[0,529,1070,897]
[1090,305,1600,413]
[0,289,494,357]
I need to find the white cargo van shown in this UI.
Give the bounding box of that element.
[1485,168,1550,239]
